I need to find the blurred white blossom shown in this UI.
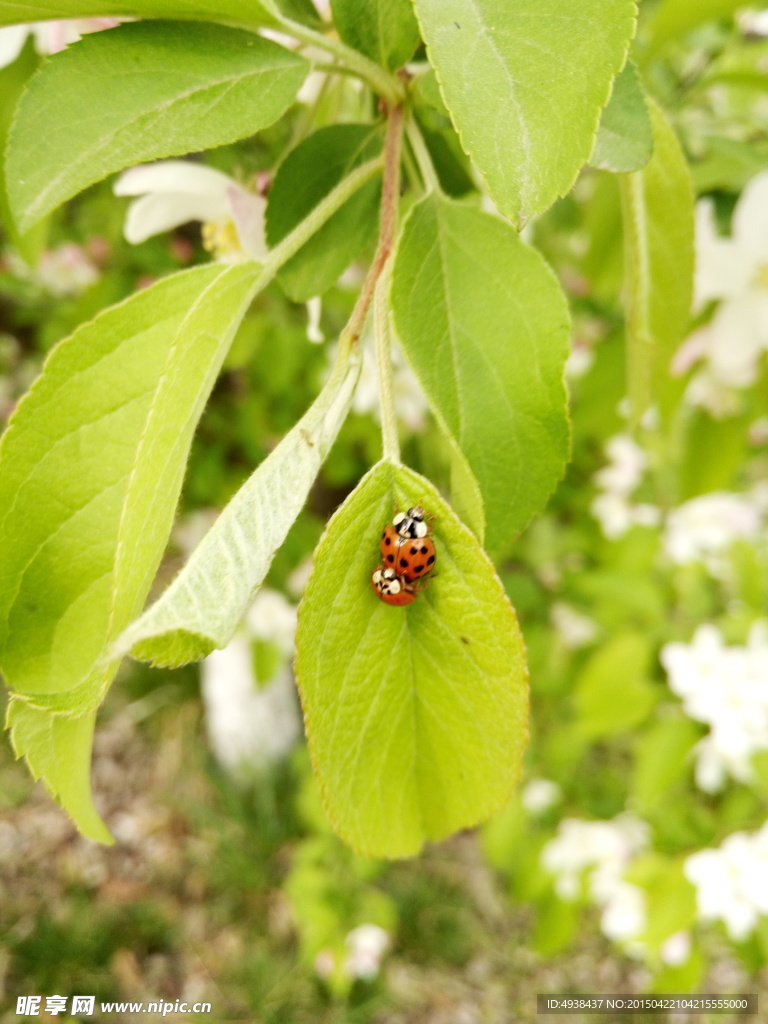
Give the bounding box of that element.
[521,778,562,815]
[344,924,390,981]
[685,822,768,940]
[350,334,427,432]
[114,161,267,261]
[542,815,650,943]
[661,623,768,791]
[675,174,768,413]
[0,18,119,68]
[6,243,99,296]
[660,930,692,966]
[306,297,325,343]
[591,434,661,539]
[201,589,301,778]
[550,602,598,650]
[663,491,763,571]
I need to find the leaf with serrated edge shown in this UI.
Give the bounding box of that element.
[331,0,420,70]
[115,347,361,667]
[6,21,308,231]
[0,0,280,26]
[620,99,694,420]
[295,460,529,858]
[590,62,653,174]
[266,124,383,302]
[0,261,262,836]
[390,194,570,550]
[413,0,636,225]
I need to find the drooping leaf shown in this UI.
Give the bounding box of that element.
[295,459,529,858]
[590,61,653,174]
[619,99,694,420]
[266,124,383,302]
[647,0,746,52]
[0,261,262,834]
[115,345,362,667]
[330,0,420,70]
[413,0,637,224]
[6,21,308,231]
[390,194,570,550]
[0,0,282,28]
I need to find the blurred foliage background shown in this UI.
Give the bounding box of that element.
[1,1,768,1021]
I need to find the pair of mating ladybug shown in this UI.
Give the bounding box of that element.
[370,505,436,606]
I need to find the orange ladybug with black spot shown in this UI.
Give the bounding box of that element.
[379,505,436,584]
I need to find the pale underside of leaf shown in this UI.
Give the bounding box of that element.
[413,0,637,224]
[295,460,529,858]
[0,0,280,29]
[115,347,362,667]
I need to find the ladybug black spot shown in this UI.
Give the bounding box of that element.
[384,536,391,545]
[420,546,428,554]
[410,546,418,554]
[415,564,425,572]
[387,554,395,563]
[399,558,408,568]
[427,555,435,565]
[382,531,386,539]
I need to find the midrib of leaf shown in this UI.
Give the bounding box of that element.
[21,62,301,225]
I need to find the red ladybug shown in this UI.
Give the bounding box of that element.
[371,566,417,606]
[379,505,436,584]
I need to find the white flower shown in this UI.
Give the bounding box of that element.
[663,491,762,569]
[349,333,428,433]
[7,243,98,296]
[685,822,768,940]
[0,18,119,69]
[542,815,649,943]
[306,297,325,343]
[201,589,301,777]
[660,930,692,966]
[675,174,768,406]
[114,161,267,262]
[521,778,562,815]
[591,434,661,539]
[550,602,598,650]
[344,924,390,981]
[661,623,768,791]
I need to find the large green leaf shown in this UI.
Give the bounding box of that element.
[115,345,362,667]
[295,460,529,858]
[619,99,694,420]
[413,0,637,224]
[590,61,653,174]
[573,634,658,738]
[266,124,383,302]
[331,0,420,70]
[0,0,282,28]
[390,194,570,550]
[0,261,262,833]
[6,21,308,231]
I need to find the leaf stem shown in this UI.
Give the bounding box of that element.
[277,16,405,105]
[405,117,440,194]
[374,266,400,462]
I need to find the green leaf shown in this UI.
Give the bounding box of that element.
[390,194,570,550]
[0,261,262,835]
[266,124,383,302]
[294,459,529,858]
[619,99,694,420]
[573,634,658,739]
[632,714,700,812]
[115,346,361,667]
[0,0,282,28]
[412,0,637,224]
[590,62,653,174]
[331,0,420,70]
[648,0,745,52]
[6,21,308,231]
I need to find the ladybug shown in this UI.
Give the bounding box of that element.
[380,506,436,584]
[371,566,417,606]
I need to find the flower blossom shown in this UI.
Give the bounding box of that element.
[349,333,428,433]
[674,173,768,414]
[314,924,390,985]
[542,814,650,942]
[685,822,768,940]
[663,490,763,571]
[590,434,661,539]
[114,161,268,262]
[0,18,120,69]
[200,589,302,778]
[660,622,768,791]
[521,778,562,815]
